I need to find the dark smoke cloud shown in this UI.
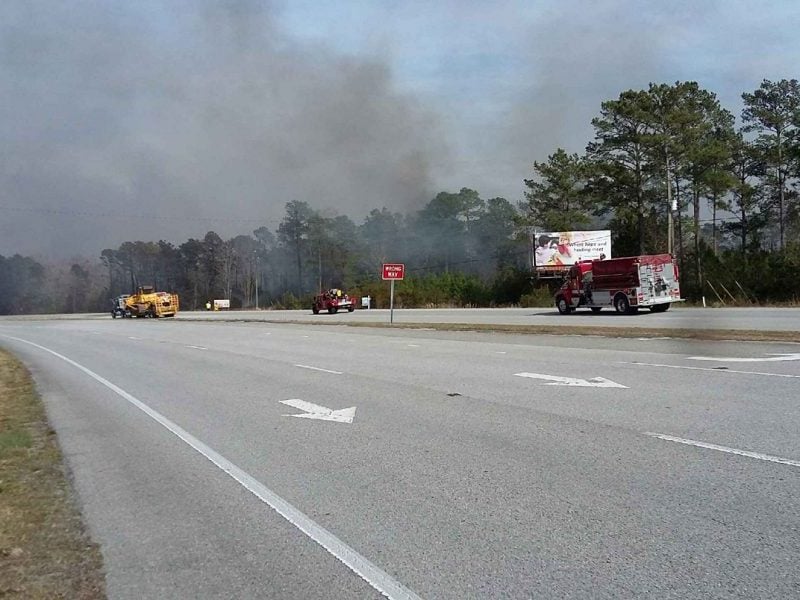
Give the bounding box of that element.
[496,0,708,194]
[0,0,447,256]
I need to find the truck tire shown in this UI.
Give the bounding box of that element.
[328,306,338,314]
[556,296,572,315]
[312,305,319,314]
[650,303,670,313]
[112,311,117,319]
[348,305,355,312]
[614,294,630,314]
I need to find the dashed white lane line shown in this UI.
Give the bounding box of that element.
[494,351,507,355]
[295,364,343,375]
[627,361,800,379]
[187,345,207,350]
[407,344,420,348]
[3,335,420,600]
[645,432,800,468]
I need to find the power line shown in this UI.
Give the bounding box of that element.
[0,204,284,225]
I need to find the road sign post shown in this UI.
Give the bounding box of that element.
[389,280,395,324]
[382,263,405,325]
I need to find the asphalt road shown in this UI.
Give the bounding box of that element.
[1,318,799,598]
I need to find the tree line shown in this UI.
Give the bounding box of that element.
[2,78,798,315]
[523,79,800,301]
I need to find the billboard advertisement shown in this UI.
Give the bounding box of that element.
[533,230,611,271]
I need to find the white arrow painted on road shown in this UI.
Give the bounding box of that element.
[687,353,800,363]
[280,399,356,423]
[514,373,628,388]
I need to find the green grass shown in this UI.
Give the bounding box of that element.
[0,428,33,455]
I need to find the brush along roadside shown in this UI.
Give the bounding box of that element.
[0,349,105,599]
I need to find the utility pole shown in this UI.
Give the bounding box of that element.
[665,148,675,255]
[254,252,259,310]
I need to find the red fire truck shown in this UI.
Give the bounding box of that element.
[554,254,682,314]
[312,288,356,314]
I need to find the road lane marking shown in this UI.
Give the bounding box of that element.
[295,364,343,375]
[515,372,628,388]
[128,336,142,340]
[644,432,800,468]
[627,361,800,379]
[280,399,356,423]
[3,335,420,600]
[687,353,800,363]
[407,344,420,348]
[187,345,207,350]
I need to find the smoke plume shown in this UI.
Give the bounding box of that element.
[0,0,447,256]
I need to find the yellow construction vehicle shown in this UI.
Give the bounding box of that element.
[123,286,179,318]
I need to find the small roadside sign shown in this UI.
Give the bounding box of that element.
[381,263,405,325]
[382,263,405,280]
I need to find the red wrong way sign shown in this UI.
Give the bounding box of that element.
[382,263,405,280]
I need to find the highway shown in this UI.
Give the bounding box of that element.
[1,317,799,598]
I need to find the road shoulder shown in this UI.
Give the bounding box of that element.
[0,349,106,598]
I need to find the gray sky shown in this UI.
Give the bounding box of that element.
[2,0,798,257]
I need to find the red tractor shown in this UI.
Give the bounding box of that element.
[312,289,356,314]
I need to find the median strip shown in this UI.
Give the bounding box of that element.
[175,317,800,343]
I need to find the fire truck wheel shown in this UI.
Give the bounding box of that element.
[650,303,670,313]
[312,306,319,314]
[613,294,630,314]
[556,297,572,314]
[348,305,355,312]
[328,306,338,314]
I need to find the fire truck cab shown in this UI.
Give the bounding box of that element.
[555,254,682,315]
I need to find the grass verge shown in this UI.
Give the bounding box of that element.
[0,349,105,599]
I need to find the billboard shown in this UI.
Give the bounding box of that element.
[533,230,611,271]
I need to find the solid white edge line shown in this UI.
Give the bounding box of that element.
[644,432,800,468]
[3,335,420,600]
[294,364,343,375]
[626,361,800,379]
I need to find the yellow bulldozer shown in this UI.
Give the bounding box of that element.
[115,286,179,318]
